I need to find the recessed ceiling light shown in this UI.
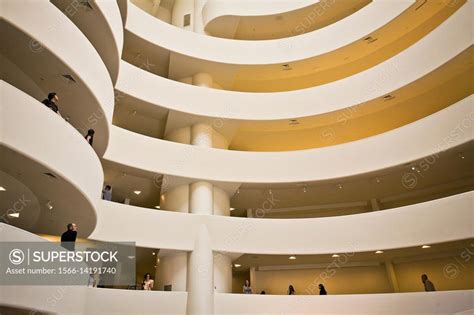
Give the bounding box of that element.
[155,206,160,209]
[152,252,156,255]
[230,207,235,211]
[7,213,19,218]
[0,186,5,191]
[127,256,135,259]
[374,177,381,184]
[268,189,273,195]
[411,166,416,171]
[458,153,465,159]
[234,264,241,267]
[337,184,343,190]
[236,189,240,194]
[303,187,307,193]
[46,201,53,210]
[375,250,383,254]
[422,245,431,249]
[289,256,296,260]
[332,254,340,258]
[133,191,141,195]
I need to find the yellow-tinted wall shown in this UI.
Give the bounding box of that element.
[252,265,392,295]
[395,256,474,292]
[233,254,474,295]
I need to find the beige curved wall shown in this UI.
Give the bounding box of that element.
[126,0,413,65]
[91,191,473,254]
[105,96,472,184]
[0,81,103,235]
[51,0,124,84]
[117,1,472,120]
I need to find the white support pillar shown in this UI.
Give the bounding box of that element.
[189,181,213,215]
[191,123,213,147]
[193,73,213,87]
[250,267,257,293]
[187,225,214,315]
[213,186,230,216]
[247,208,254,218]
[385,260,400,293]
[193,0,207,34]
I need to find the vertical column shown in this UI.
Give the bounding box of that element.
[193,73,213,87]
[191,123,213,147]
[385,260,400,293]
[187,225,214,315]
[250,267,257,293]
[189,181,214,215]
[193,0,207,34]
[247,208,254,218]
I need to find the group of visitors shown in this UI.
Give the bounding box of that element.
[41,92,95,146]
[243,280,328,295]
[242,276,435,295]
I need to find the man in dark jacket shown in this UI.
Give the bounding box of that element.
[42,92,62,116]
[61,223,77,251]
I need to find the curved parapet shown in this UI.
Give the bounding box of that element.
[0,0,114,156]
[104,96,472,184]
[91,192,473,255]
[0,81,102,236]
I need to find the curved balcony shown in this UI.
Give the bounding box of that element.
[126,0,413,65]
[0,223,186,315]
[118,1,472,120]
[51,0,124,84]
[105,95,472,184]
[91,191,473,254]
[0,0,114,156]
[202,0,371,40]
[0,81,102,237]
[124,0,470,93]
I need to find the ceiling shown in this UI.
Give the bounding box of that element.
[205,0,371,40]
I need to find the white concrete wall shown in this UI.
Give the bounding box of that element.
[157,252,188,291]
[213,186,230,216]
